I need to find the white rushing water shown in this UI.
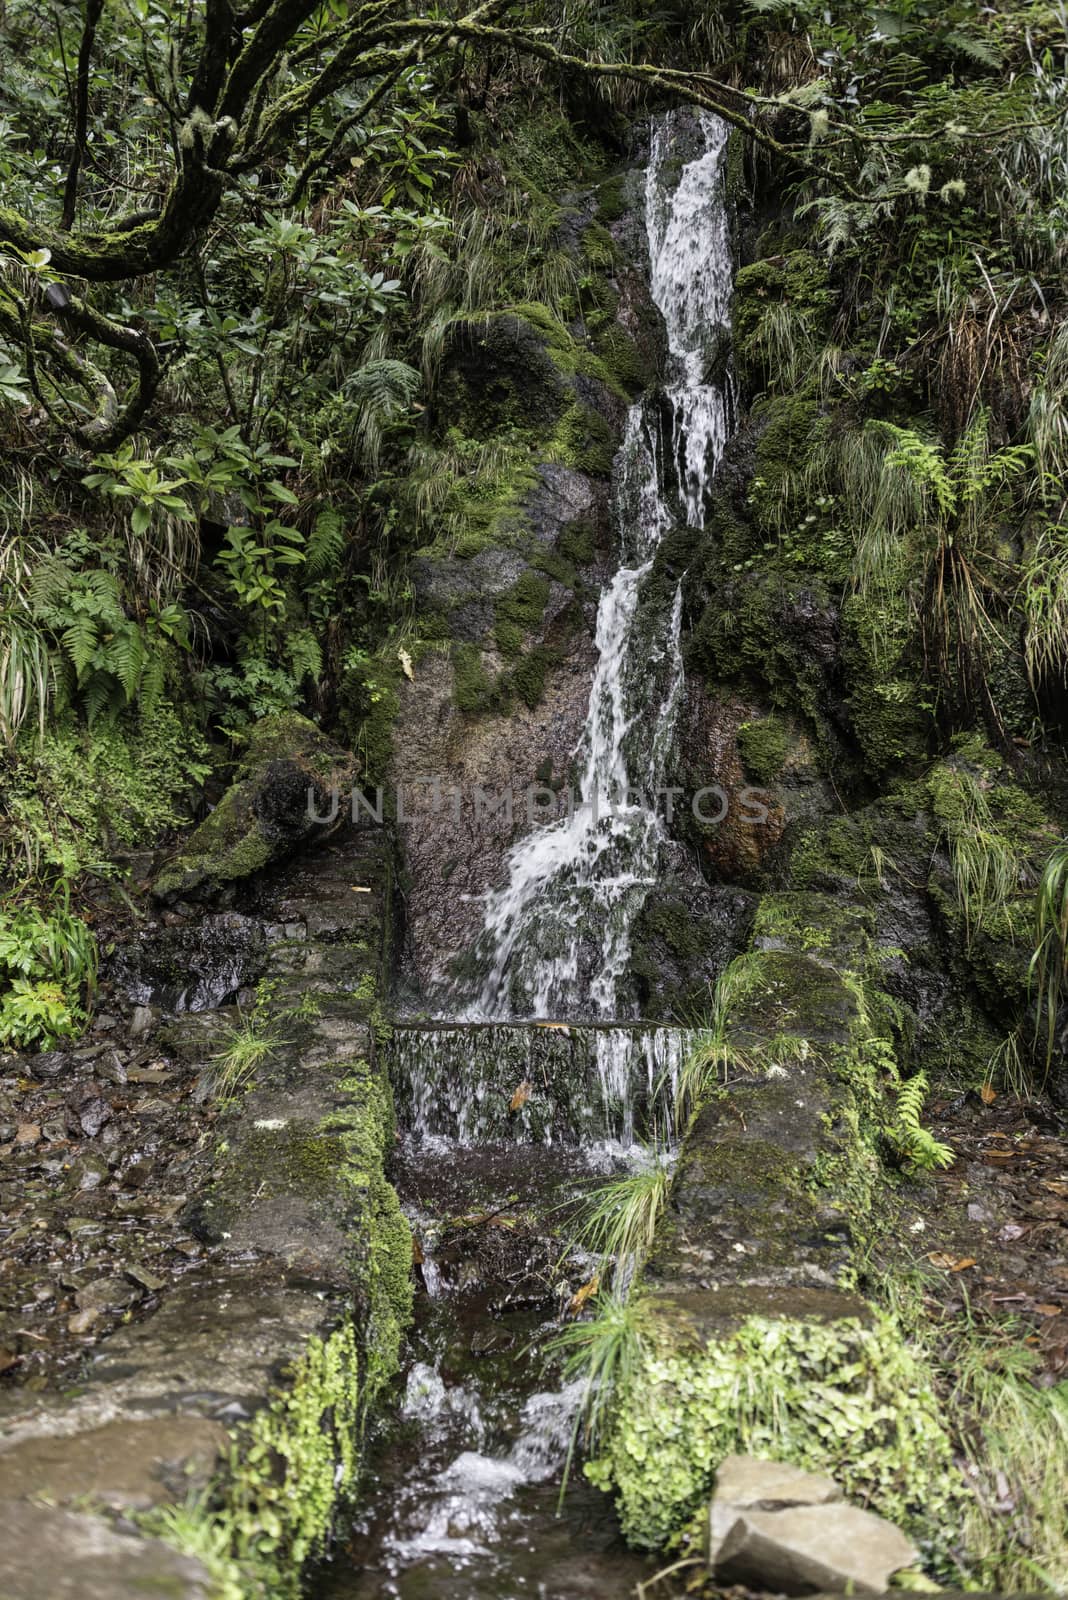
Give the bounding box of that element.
[392,1021,690,1146]
[458,112,734,1021]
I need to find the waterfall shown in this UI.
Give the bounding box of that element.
[455,112,734,1022]
[391,1021,689,1148]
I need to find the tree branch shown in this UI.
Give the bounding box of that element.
[60,0,106,230]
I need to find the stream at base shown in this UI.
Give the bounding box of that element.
[313,1293,653,1600]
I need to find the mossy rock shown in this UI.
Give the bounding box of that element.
[153,714,356,901]
[736,714,789,784]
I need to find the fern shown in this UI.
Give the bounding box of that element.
[305,509,346,577]
[943,28,1001,68]
[886,1073,955,1171]
[62,612,102,682]
[345,358,420,418]
[105,625,147,703]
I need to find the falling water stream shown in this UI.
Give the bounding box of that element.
[313,112,734,1600]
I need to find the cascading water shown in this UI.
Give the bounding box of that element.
[313,113,736,1600]
[458,112,734,1023]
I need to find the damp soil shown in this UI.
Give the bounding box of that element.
[883,1088,1068,1385]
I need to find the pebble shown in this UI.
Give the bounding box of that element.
[78,1098,112,1138]
[67,1307,99,1335]
[77,1276,138,1311]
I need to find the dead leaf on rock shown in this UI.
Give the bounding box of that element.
[508,1080,531,1112]
[568,1273,600,1317]
[534,1022,570,1034]
[927,1252,978,1271]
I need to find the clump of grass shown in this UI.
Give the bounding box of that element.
[1030,837,1068,1077]
[947,1314,1068,1591]
[932,763,1029,951]
[671,953,765,1129]
[211,1013,286,1102]
[548,1289,649,1498]
[580,1160,673,1270]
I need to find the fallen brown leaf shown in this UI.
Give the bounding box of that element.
[568,1273,600,1317]
[980,1083,998,1105]
[927,1251,978,1271]
[1034,1304,1063,1317]
[534,1022,570,1034]
[508,1079,531,1112]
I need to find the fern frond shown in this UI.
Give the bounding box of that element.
[305,509,346,577]
[886,1072,955,1170]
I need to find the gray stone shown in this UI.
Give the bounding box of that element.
[708,1501,917,1596]
[712,1453,841,1511]
[77,1276,139,1311]
[0,1501,213,1598]
[0,1415,227,1511]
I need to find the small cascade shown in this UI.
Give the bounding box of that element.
[313,114,736,1600]
[456,112,733,1021]
[391,1021,690,1148]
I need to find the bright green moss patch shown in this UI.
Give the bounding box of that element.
[736,714,789,783]
[586,1309,963,1555]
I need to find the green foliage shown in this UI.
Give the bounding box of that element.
[579,1160,673,1273]
[1029,837,1068,1078]
[1,702,209,879]
[29,557,189,722]
[548,1291,649,1492]
[885,1072,955,1170]
[585,1309,963,1554]
[211,1012,287,1104]
[947,1318,1068,1591]
[0,895,96,1048]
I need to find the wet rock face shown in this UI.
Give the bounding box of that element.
[393,616,599,1001]
[675,681,835,886]
[152,712,357,902]
[108,910,267,1011]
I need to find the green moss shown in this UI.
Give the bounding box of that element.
[594,174,627,222]
[493,618,524,658]
[452,642,498,714]
[552,402,618,477]
[586,1309,963,1554]
[736,715,789,784]
[556,520,594,570]
[529,546,578,589]
[747,390,823,538]
[593,323,653,395]
[495,570,550,632]
[732,250,834,394]
[581,220,617,270]
[512,644,552,708]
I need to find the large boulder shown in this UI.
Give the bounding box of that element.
[153,713,356,901]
